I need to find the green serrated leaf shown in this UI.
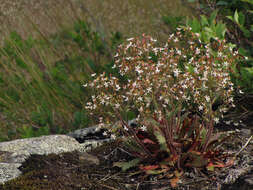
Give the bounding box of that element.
[200,127,207,146]
[209,10,218,25]
[154,130,168,151]
[241,0,253,5]
[250,25,253,32]
[216,1,228,6]
[226,15,233,21]
[238,11,245,26]
[146,169,165,175]
[200,15,209,26]
[234,10,239,24]
[191,18,201,33]
[113,158,141,172]
[216,23,226,39]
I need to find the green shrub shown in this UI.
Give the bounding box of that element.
[186,0,253,92]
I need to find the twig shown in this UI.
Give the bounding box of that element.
[136,183,140,190]
[99,183,121,190]
[235,135,253,157]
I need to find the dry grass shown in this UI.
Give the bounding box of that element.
[0,0,194,42]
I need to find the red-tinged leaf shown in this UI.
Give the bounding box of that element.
[142,138,156,144]
[160,164,170,169]
[174,170,183,178]
[170,177,180,188]
[166,173,174,178]
[213,162,225,168]
[225,158,235,167]
[146,169,167,175]
[113,158,141,172]
[185,151,208,168]
[140,165,159,171]
[207,163,215,171]
[207,162,225,171]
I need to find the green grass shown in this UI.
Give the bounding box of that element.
[0,20,121,141]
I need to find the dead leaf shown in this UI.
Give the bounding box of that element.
[140,165,159,171]
[142,138,156,144]
[170,177,179,188]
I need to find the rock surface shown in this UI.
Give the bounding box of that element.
[0,132,111,184]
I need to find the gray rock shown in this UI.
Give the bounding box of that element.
[0,163,22,184]
[0,134,104,184]
[67,119,137,142]
[0,135,81,156]
[67,125,109,143]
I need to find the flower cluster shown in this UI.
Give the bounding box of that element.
[85,27,243,130]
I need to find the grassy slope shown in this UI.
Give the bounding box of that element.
[0,0,193,141]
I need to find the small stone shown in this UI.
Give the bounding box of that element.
[78,152,99,165]
[244,175,253,185]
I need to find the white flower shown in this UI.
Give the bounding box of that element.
[115,84,121,91]
[194,67,199,74]
[132,82,137,88]
[225,120,231,125]
[126,42,132,49]
[195,48,200,54]
[100,99,105,105]
[114,53,119,58]
[174,69,180,77]
[137,97,143,101]
[224,61,228,67]
[110,134,116,140]
[135,65,143,74]
[115,103,120,109]
[205,95,210,102]
[141,125,147,131]
[103,131,108,136]
[174,37,179,42]
[91,73,96,77]
[182,84,187,89]
[83,83,88,87]
[127,37,134,41]
[214,117,219,124]
[147,87,152,93]
[228,97,234,103]
[199,105,203,111]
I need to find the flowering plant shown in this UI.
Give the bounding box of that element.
[84,27,245,187]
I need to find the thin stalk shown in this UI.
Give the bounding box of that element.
[116,111,153,158]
